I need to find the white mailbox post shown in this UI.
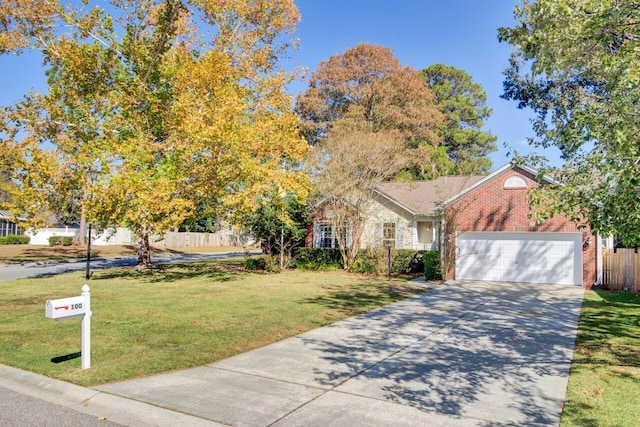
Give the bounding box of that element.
[45,285,91,370]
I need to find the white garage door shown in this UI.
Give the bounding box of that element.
[456,232,582,285]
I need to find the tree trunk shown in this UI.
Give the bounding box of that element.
[339,219,364,270]
[136,226,152,268]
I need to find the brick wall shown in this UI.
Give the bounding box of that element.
[445,166,596,287]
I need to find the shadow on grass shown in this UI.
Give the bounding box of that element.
[302,281,424,315]
[93,260,248,284]
[574,290,640,367]
[560,401,599,427]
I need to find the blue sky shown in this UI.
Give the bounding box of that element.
[0,0,560,170]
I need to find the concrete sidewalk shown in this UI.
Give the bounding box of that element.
[1,280,584,426]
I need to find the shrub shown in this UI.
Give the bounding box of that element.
[351,248,426,276]
[423,250,442,280]
[391,249,418,274]
[351,247,422,275]
[244,256,280,273]
[351,247,386,274]
[48,236,74,246]
[290,248,342,270]
[404,251,425,274]
[245,256,266,270]
[0,234,30,245]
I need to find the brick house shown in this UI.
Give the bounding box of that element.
[307,164,599,287]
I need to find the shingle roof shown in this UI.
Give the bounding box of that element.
[375,175,486,215]
[0,210,28,221]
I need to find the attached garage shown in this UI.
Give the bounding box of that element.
[455,232,583,285]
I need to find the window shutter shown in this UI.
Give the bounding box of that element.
[313,222,320,248]
[396,222,404,249]
[374,222,383,247]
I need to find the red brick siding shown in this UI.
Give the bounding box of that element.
[305,206,328,247]
[445,167,596,287]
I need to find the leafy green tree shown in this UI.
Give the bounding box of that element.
[0,0,309,267]
[422,64,497,176]
[499,0,640,245]
[179,218,220,233]
[244,193,310,267]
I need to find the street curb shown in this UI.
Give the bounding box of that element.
[0,364,221,426]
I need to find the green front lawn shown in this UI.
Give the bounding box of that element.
[0,260,423,386]
[561,290,640,426]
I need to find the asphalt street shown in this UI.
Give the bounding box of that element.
[0,250,260,281]
[0,386,122,427]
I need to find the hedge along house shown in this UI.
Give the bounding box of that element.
[307,164,598,287]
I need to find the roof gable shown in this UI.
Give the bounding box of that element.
[438,163,560,207]
[374,164,557,215]
[375,175,485,216]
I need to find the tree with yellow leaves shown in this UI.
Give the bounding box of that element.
[0,0,309,267]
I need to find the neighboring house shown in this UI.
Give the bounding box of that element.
[0,210,25,237]
[307,164,598,287]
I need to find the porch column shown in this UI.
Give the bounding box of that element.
[432,220,437,249]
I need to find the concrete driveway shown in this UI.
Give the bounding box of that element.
[92,280,584,426]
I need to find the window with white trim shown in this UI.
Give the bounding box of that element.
[383,222,396,248]
[0,219,22,237]
[314,221,352,248]
[317,222,334,248]
[504,176,527,189]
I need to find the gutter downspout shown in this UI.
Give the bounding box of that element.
[594,233,603,287]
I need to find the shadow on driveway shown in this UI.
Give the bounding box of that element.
[299,281,583,425]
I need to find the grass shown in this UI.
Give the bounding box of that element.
[0,259,424,386]
[561,290,640,427]
[0,244,250,263]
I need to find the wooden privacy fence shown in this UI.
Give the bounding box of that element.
[602,248,640,292]
[152,231,251,249]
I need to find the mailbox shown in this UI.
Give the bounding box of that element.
[45,285,92,370]
[45,296,87,320]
